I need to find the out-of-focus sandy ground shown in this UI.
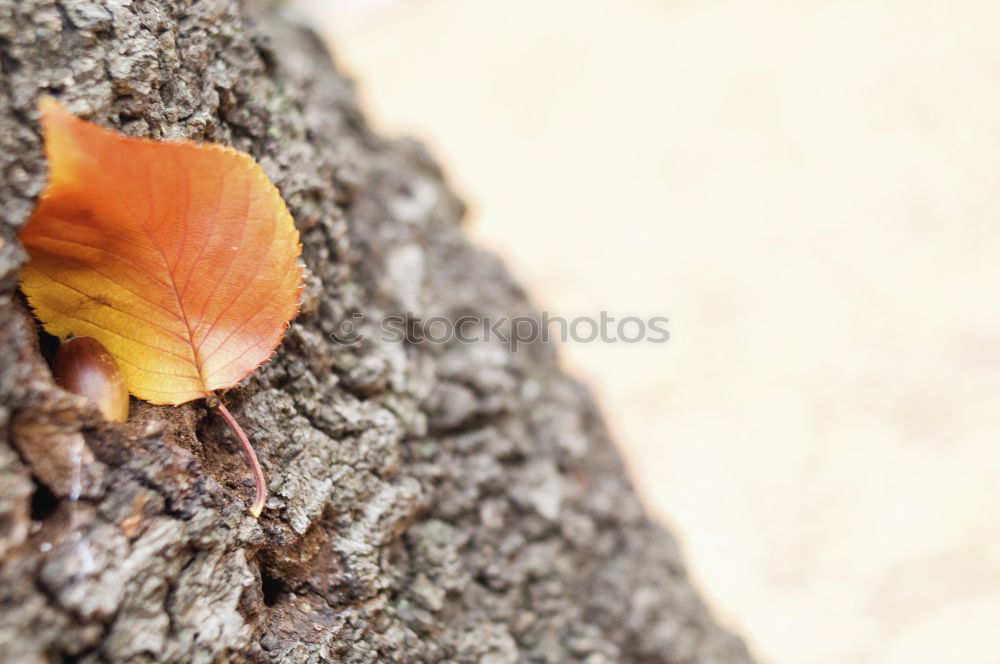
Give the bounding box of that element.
[288,1,1000,661]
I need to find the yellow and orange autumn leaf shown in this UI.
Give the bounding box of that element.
[19,98,303,406]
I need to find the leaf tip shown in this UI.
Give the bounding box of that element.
[37,94,59,113]
[37,95,73,128]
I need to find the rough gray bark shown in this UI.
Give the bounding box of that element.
[0,1,752,662]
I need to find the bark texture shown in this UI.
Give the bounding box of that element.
[0,1,752,662]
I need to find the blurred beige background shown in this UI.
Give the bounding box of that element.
[289,0,1000,662]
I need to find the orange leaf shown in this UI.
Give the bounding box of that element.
[19,98,303,405]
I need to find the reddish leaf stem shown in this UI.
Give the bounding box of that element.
[216,401,267,518]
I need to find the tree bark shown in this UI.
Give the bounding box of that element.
[0,1,752,662]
